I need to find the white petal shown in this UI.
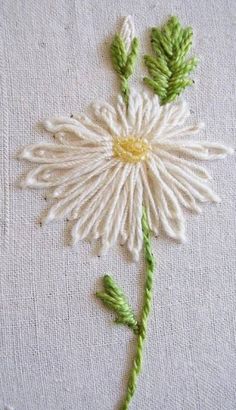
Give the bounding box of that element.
[49,159,117,199]
[162,100,190,127]
[139,94,161,137]
[146,100,191,140]
[20,143,81,163]
[141,164,160,236]
[92,101,122,136]
[156,140,233,160]
[98,184,128,246]
[153,156,202,213]
[144,102,166,138]
[73,163,124,223]
[45,193,82,222]
[20,164,77,189]
[148,158,186,242]
[156,150,212,180]
[117,164,143,259]
[120,15,135,52]
[116,95,129,135]
[96,164,133,251]
[95,174,132,253]
[139,93,154,131]
[127,173,143,261]
[196,142,234,160]
[73,113,111,139]
[43,116,106,144]
[44,164,113,223]
[44,161,118,221]
[21,158,109,189]
[119,167,138,244]
[157,123,204,141]
[127,90,145,134]
[71,163,129,244]
[162,159,220,203]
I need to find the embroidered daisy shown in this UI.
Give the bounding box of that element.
[20,90,233,260]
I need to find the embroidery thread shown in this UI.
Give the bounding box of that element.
[19,16,233,410]
[19,90,231,260]
[111,15,139,105]
[144,16,198,104]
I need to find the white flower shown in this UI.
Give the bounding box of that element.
[20,90,233,260]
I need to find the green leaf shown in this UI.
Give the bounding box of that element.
[124,37,139,78]
[110,35,127,76]
[96,275,139,334]
[143,16,198,104]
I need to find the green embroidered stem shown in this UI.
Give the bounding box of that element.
[120,208,155,410]
[99,18,155,399]
[110,34,139,105]
[144,16,198,104]
[96,208,155,409]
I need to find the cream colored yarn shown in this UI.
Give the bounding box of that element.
[20,89,233,261]
[120,15,135,52]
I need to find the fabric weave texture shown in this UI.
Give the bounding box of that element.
[0,1,236,409]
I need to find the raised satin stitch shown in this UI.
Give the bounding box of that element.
[19,15,233,410]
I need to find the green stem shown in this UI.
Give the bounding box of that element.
[120,208,156,410]
[120,76,130,106]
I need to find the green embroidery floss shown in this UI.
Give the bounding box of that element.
[96,15,198,410]
[18,13,233,410]
[96,275,139,334]
[96,208,155,409]
[144,16,198,104]
[120,208,155,410]
[110,26,139,105]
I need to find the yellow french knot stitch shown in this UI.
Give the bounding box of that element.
[113,136,150,163]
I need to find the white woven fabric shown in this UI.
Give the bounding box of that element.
[0,1,236,409]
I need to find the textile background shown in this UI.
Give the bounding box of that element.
[0,0,236,409]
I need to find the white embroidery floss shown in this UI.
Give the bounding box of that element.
[18,15,234,410]
[120,15,135,52]
[20,90,233,260]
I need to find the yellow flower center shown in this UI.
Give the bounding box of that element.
[113,136,150,163]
